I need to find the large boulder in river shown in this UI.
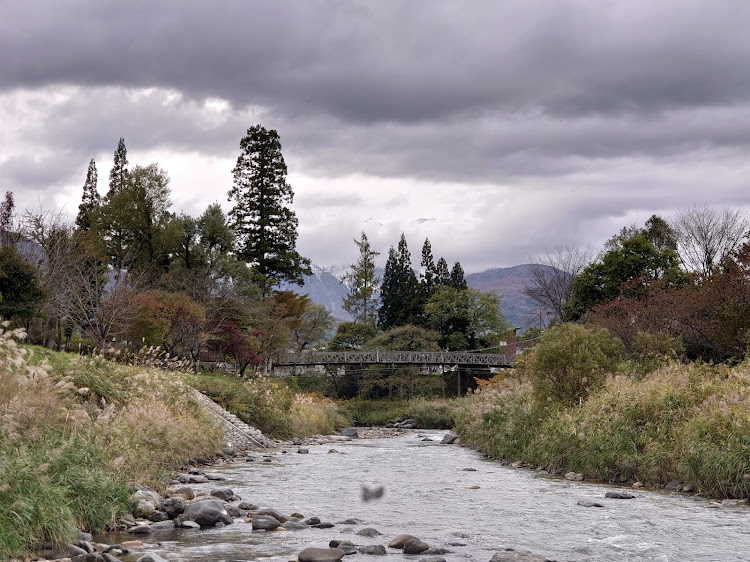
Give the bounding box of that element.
[340,427,358,437]
[252,514,281,530]
[210,488,235,501]
[403,538,430,554]
[441,433,458,444]
[298,547,346,561]
[389,534,418,548]
[181,499,232,527]
[131,489,162,518]
[161,496,187,519]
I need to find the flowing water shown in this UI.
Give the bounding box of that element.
[116,430,749,561]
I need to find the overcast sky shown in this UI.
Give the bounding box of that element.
[2,0,750,272]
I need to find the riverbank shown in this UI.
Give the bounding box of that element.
[0,330,225,560]
[453,360,750,499]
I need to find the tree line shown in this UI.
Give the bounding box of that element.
[524,209,750,363]
[0,125,327,375]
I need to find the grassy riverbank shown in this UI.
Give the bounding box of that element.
[0,329,224,559]
[339,397,457,428]
[454,360,750,498]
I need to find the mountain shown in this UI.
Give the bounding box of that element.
[465,264,544,331]
[283,263,545,331]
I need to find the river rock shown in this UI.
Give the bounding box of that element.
[170,486,195,500]
[462,467,477,471]
[180,520,201,529]
[252,514,281,530]
[225,503,243,517]
[66,543,88,556]
[161,496,187,518]
[423,547,451,555]
[664,479,682,491]
[403,538,430,554]
[151,520,176,531]
[577,500,604,508]
[282,520,308,530]
[136,554,170,562]
[102,553,121,562]
[313,521,335,528]
[298,448,310,454]
[418,558,447,562]
[298,547,346,561]
[441,433,458,444]
[340,427,359,437]
[238,501,258,510]
[356,527,382,537]
[257,507,285,521]
[358,544,386,555]
[182,499,232,527]
[148,510,168,522]
[305,516,321,525]
[186,474,209,484]
[210,488,235,501]
[71,554,105,562]
[565,472,584,481]
[605,491,635,499]
[389,534,418,548]
[128,524,154,534]
[490,549,552,561]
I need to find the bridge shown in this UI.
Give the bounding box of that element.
[272,350,513,371]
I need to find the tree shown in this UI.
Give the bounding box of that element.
[450,262,467,290]
[108,137,128,196]
[378,234,418,330]
[209,320,262,376]
[76,159,100,232]
[95,163,173,271]
[673,206,749,277]
[524,245,593,323]
[342,232,380,325]
[291,302,334,352]
[0,245,44,323]
[435,257,451,286]
[565,232,689,321]
[0,191,15,246]
[228,124,311,294]
[424,286,506,350]
[420,238,437,295]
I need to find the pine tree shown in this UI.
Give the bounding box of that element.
[420,238,437,295]
[450,261,467,290]
[76,159,100,232]
[0,191,14,245]
[342,232,380,326]
[108,138,128,196]
[378,233,418,330]
[435,257,451,286]
[228,124,311,294]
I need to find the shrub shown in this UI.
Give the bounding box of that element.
[524,324,623,406]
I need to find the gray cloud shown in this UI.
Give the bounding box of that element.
[3,1,750,271]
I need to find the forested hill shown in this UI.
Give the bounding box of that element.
[282,264,542,329]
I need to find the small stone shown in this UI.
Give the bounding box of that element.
[358,544,386,555]
[252,514,281,530]
[577,500,604,508]
[340,427,359,437]
[238,501,258,510]
[422,547,451,555]
[148,510,168,522]
[298,448,310,454]
[337,518,358,525]
[511,460,526,469]
[313,521,335,528]
[490,549,551,561]
[102,553,121,562]
[605,491,635,499]
[210,488,235,501]
[356,527,382,537]
[298,546,346,561]
[664,479,682,491]
[120,540,143,548]
[305,516,321,525]
[170,486,195,500]
[418,558,447,562]
[462,467,477,471]
[180,520,200,529]
[468,485,480,489]
[632,481,644,488]
[565,472,584,481]
[441,433,458,444]
[283,520,308,530]
[682,484,695,493]
[128,524,153,535]
[135,554,170,562]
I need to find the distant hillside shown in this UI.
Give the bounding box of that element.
[466,264,548,331]
[283,263,546,331]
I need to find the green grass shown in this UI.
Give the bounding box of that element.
[340,398,457,428]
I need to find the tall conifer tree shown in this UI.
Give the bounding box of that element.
[342,232,380,326]
[108,138,128,196]
[378,233,418,329]
[76,159,100,231]
[435,257,451,286]
[228,124,310,295]
[450,262,468,290]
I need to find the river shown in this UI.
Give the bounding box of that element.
[116,430,749,561]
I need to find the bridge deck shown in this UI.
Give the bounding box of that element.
[273,350,511,368]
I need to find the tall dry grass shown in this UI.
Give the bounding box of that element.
[455,361,750,498]
[0,326,224,559]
